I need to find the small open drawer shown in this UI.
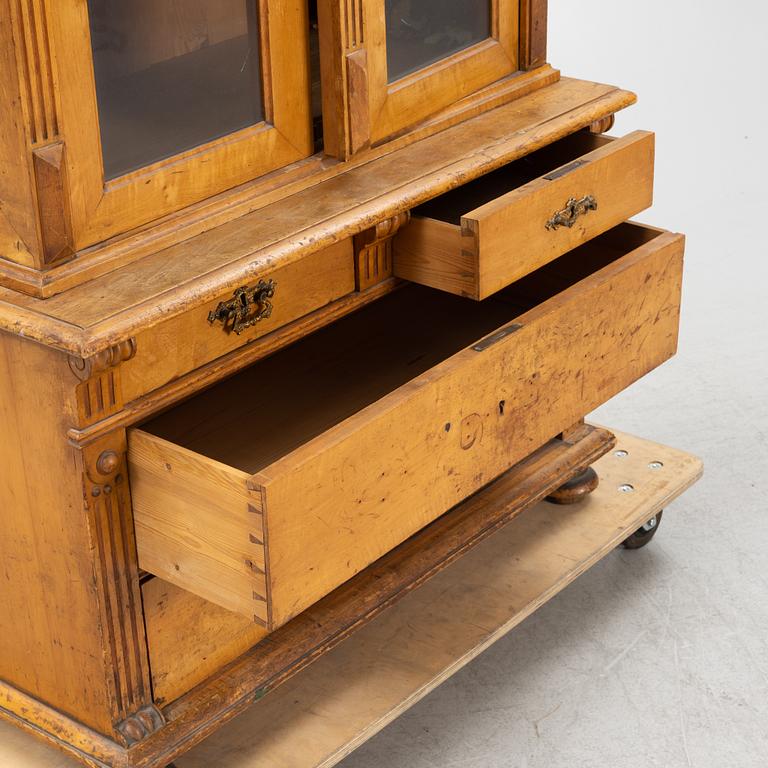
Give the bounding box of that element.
[394,130,655,299]
[128,222,683,632]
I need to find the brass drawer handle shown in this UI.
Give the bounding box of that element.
[208,280,277,335]
[546,195,598,231]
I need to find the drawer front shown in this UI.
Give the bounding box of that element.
[129,224,683,631]
[120,239,356,402]
[394,131,655,299]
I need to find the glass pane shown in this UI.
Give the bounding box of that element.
[87,1,264,180]
[385,0,491,83]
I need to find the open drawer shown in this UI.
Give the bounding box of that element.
[128,222,684,632]
[394,130,655,299]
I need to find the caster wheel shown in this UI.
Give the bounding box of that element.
[622,511,663,549]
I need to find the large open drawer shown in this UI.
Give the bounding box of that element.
[394,130,655,299]
[128,222,684,631]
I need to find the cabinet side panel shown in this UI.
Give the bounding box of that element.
[0,333,115,735]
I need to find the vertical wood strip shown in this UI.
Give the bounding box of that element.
[91,492,127,719]
[33,0,58,135]
[88,453,152,726]
[10,0,58,145]
[520,0,548,70]
[343,0,363,51]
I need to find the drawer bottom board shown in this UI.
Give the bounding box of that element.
[171,429,703,768]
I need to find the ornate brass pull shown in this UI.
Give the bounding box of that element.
[208,280,276,335]
[545,195,598,231]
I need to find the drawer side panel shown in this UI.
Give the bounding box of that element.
[129,430,270,625]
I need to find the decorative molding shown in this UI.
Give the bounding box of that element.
[33,141,75,266]
[68,339,138,381]
[335,0,368,155]
[342,0,364,51]
[354,212,410,291]
[83,435,155,743]
[589,114,616,135]
[116,705,166,747]
[10,0,59,145]
[69,339,137,426]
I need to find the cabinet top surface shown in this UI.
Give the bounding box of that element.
[0,78,635,357]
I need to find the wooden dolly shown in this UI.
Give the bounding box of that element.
[0,429,702,768]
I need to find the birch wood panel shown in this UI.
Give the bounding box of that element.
[129,223,684,630]
[0,430,702,768]
[395,130,655,298]
[120,239,355,403]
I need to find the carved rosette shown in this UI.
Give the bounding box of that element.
[354,212,411,291]
[69,339,137,427]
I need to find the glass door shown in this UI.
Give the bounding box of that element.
[385,0,492,82]
[88,0,266,180]
[49,0,313,250]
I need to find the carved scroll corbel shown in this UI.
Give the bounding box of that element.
[589,114,615,135]
[68,339,137,426]
[354,212,411,291]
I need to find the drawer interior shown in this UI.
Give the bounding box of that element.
[142,223,663,474]
[413,131,614,225]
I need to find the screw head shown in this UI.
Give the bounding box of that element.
[619,484,635,493]
[641,516,658,532]
[649,461,664,470]
[615,450,629,458]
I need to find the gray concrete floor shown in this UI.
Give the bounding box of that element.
[340,2,768,766]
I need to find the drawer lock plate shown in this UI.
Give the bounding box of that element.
[208,280,277,335]
[546,195,598,231]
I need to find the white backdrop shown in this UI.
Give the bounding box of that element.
[344,2,768,766]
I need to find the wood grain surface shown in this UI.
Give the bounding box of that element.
[0,429,702,768]
[395,130,655,298]
[129,222,683,629]
[0,78,636,354]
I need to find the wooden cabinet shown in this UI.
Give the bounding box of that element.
[1,0,552,294]
[0,3,690,767]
